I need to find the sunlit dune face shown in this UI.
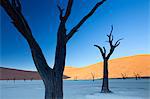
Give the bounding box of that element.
[64,55,150,80]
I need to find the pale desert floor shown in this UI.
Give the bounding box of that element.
[0,79,150,99]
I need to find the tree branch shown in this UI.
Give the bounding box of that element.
[106,47,114,59]
[57,4,64,21]
[66,0,106,42]
[63,0,73,22]
[94,45,105,58]
[103,46,106,54]
[114,38,123,47]
[105,26,122,59]
[107,25,113,47]
[0,0,52,80]
[1,0,32,39]
[11,0,21,12]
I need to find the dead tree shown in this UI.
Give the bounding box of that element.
[74,76,78,81]
[91,72,95,81]
[0,0,106,99]
[13,78,15,83]
[121,73,127,80]
[134,72,141,80]
[137,73,141,79]
[134,73,138,80]
[94,25,122,93]
[31,77,33,81]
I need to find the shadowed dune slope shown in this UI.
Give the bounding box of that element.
[0,67,70,80]
[64,54,150,80]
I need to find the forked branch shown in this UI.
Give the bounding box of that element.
[57,4,64,20]
[57,0,73,22]
[95,25,122,60]
[107,25,113,47]
[106,25,123,59]
[94,45,106,58]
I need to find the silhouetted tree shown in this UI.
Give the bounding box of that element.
[121,73,127,80]
[31,77,33,81]
[91,72,95,81]
[134,73,138,80]
[134,72,141,80]
[13,78,15,83]
[137,73,141,79]
[94,25,122,93]
[74,76,78,81]
[0,0,106,98]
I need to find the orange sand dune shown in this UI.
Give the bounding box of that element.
[64,54,150,80]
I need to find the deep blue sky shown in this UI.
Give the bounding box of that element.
[0,0,149,70]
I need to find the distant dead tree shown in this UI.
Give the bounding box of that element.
[94,25,123,93]
[134,73,138,80]
[0,0,106,98]
[134,72,141,80]
[137,73,141,79]
[91,72,95,81]
[121,73,127,79]
[13,78,15,83]
[74,76,78,81]
[31,77,34,81]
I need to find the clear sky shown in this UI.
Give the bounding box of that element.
[0,0,149,70]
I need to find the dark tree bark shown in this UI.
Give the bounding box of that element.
[94,25,122,93]
[101,59,110,92]
[1,0,106,98]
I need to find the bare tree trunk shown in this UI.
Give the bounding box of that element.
[101,59,111,93]
[92,78,94,82]
[44,71,63,99]
[27,38,62,99]
[50,21,66,99]
[1,0,106,98]
[43,26,66,99]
